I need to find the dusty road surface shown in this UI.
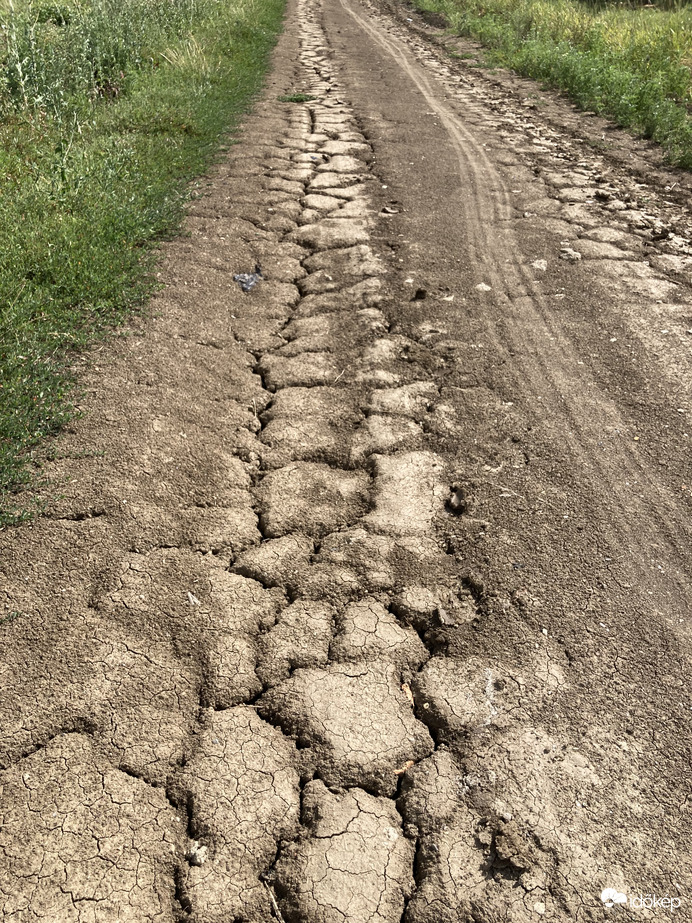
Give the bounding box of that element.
[1,0,692,920]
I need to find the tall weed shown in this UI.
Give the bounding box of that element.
[0,0,208,121]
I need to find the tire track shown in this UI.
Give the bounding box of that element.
[337,0,692,600]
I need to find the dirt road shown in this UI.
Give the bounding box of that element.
[1,0,691,919]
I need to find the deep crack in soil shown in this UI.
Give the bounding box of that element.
[1,0,691,920]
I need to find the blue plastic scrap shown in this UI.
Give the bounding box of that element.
[233,264,263,293]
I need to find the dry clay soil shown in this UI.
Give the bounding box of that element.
[1,0,692,920]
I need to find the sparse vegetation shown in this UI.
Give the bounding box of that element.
[0,610,23,624]
[278,92,317,101]
[412,0,692,167]
[0,0,285,522]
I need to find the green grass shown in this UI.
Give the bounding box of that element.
[411,0,692,167]
[277,92,317,101]
[0,611,22,624]
[0,0,285,524]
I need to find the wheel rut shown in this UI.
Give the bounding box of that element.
[0,0,691,920]
[338,0,692,595]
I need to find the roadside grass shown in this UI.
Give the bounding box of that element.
[0,0,285,524]
[411,0,692,168]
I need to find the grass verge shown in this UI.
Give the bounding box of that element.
[0,0,285,524]
[410,0,692,168]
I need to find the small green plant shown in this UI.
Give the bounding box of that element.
[277,92,317,102]
[0,611,23,625]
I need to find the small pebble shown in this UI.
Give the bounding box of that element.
[187,843,208,867]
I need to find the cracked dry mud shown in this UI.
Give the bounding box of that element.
[1,0,691,919]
